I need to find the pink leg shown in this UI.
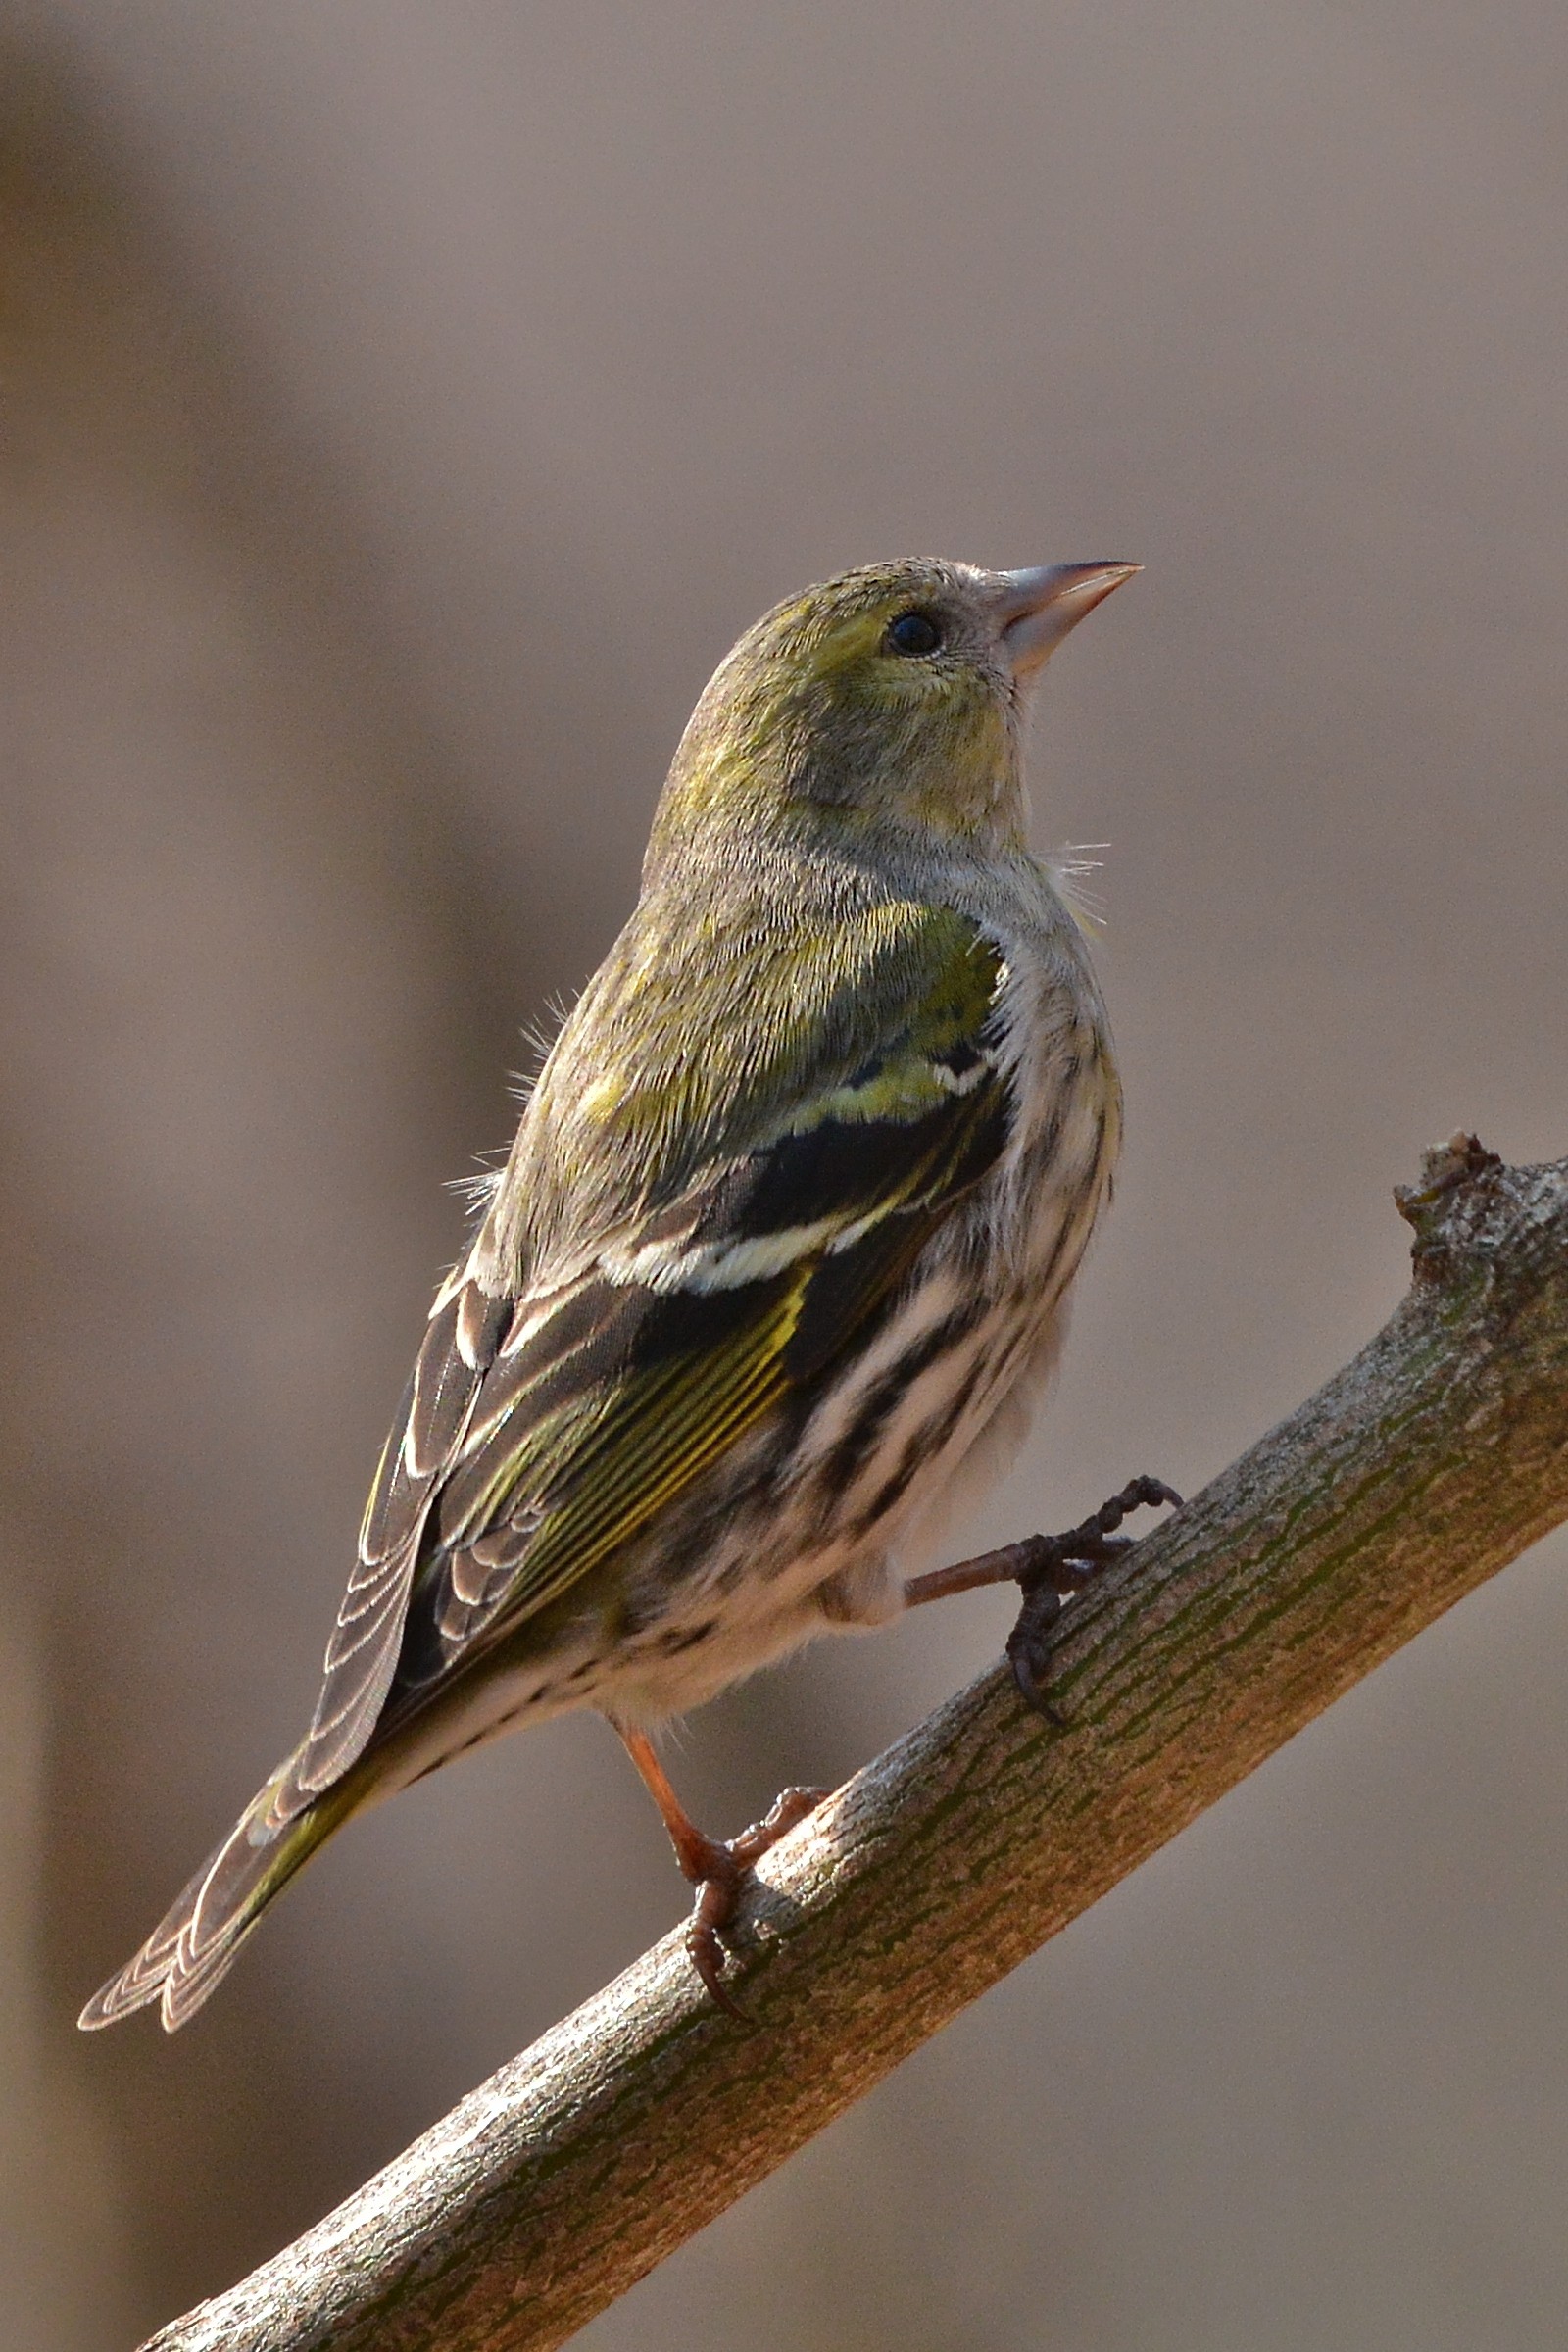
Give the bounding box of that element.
[615,1725,827,2020]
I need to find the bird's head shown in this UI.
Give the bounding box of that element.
[652,557,1138,858]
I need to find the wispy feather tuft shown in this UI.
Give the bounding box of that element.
[1048,843,1109,935]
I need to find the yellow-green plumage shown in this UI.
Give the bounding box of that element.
[81,555,1137,2032]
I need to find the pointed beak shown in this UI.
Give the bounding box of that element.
[994,562,1141,680]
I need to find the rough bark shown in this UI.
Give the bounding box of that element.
[145,1140,1568,2352]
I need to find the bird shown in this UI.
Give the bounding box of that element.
[80,554,1169,2034]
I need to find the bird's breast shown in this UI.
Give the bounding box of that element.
[977,886,1120,1289]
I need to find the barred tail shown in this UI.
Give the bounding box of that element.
[78,1759,358,2034]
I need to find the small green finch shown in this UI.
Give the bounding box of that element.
[82,556,1171,2033]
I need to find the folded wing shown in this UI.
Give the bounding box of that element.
[284,906,1012,1812]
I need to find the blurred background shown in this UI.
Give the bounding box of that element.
[3,2,1566,2344]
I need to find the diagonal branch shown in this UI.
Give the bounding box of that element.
[145,1140,1568,2352]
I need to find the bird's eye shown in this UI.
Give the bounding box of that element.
[885,610,944,657]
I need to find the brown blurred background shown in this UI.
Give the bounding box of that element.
[2,3,1566,2344]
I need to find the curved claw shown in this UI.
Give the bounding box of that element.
[1008,1641,1071,1726]
[1005,1473,1181,1724]
[688,1874,755,2023]
[682,1785,830,2022]
[1131,1476,1184,1514]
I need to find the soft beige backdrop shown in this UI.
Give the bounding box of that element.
[3,5,1566,2345]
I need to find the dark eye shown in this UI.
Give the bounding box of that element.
[885,609,944,657]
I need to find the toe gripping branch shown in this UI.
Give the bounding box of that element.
[615,1723,828,2023]
[1004,1475,1182,1724]
[683,1787,829,2022]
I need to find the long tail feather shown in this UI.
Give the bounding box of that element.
[78,1758,357,2033]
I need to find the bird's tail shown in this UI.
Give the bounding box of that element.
[78,1757,360,2034]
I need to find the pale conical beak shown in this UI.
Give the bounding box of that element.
[994,562,1141,679]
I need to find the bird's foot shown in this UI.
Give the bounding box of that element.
[614,1725,830,2020]
[1005,1475,1182,1724]
[680,1786,829,2019]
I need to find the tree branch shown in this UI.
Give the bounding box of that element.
[145,1140,1568,2352]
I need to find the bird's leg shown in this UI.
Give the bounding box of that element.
[614,1724,827,2021]
[903,1475,1182,1724]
